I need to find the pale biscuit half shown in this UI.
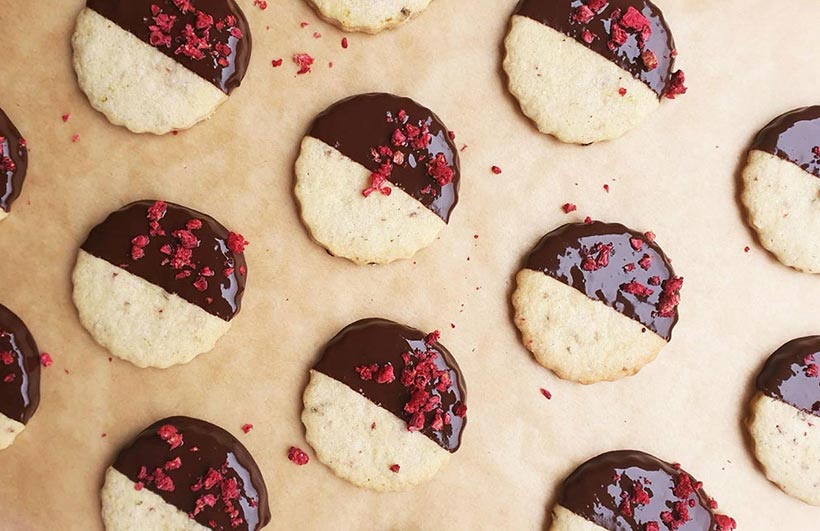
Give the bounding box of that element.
[302,370,450,491]
[748,392,820,506]
[101,467,209,531]
[512,269,667,384]
[71,8,226,135]
[305,0,433,34]
[549,505,607,531]
[72,250,231,369]
[294,136,446,265]
[0,210,7,223]
[503,15,659,145]
[0,413,25,451]
[741,149,820,273]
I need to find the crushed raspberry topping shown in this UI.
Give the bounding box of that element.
[562,203,577,213]
[293,53,314,75]
[271,58,283,67]
[618,480,651,517]
[40,353,53,367]
[491,165,503,175]
[580,242,613,271]
[341,37,349,48]
[714,514,737,531]
[805,364,819,378]
[253,0,267,9]
[389,464,400,473]
[664,70,687,99]
[157,424,184,449]
[241,423,254,433]
[540,388,552,400]
[288,446,309,465]
[657,276,683,317]
[0,351,12,365]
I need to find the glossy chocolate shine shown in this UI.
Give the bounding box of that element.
[86,0,251,94]
[313,318,467,452]
[757,336,820,417]
[113,416,270,530]
[515,0,676,96]
[560,450,717,530]
[81,200,246,321]
[0,108,28,213]
[0,304,40,425]
[751,106,820,178]
[308,93,460,223]
[525,221,678,340]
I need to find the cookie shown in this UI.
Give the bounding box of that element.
[304,0,433,34]
[549,450,736,531]
[0,108,28,222]
[301,318,467,491]
[747,336,820,505]
[0,304,40,450]
[72,200,248,368]
[741,106,820,273]
[72,0,251,135]
[294,93,460,264]
[101,416,270,530]
[512,221,683,384]
[503,0,686,144]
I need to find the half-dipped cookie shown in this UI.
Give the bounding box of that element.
[741,106,820,273]
[0,108,28,222]
[72,0,252,134]
[302,318,467,491]
[549,450,736,531]
[101,416,270,530]
[304,0,433,34]
[747,336,820,505]
[0,304,40,450]
[72,200,249,368]
[294,93,460,264]
[512,221,683,384]
[503,0,686,144]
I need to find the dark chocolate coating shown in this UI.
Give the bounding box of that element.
[756,336,820,417]
[113,416,270,530]
[313,318,467,452]
[560,450,718,530]
[86,0,251,94]
[0,108,27,214]
[80,200,247,321]
[514,0,676,97]
[0,304,40,425]
[308,93,460,223]
[751,106,820,178]
[524,221,679,340]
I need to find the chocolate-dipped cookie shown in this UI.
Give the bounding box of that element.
[0,108,28,222]
[301,318,467,491]
[294,93,460,264]
[101,416,270,530]
[72,0,252,134]
[503,0,686,144]
[0,304,41,450]
[741,106,820,273]
[512,221,683,383]
[747,336,820,505]
[72,200,249,368]
[304,0,433,34]
[549,450,736,531]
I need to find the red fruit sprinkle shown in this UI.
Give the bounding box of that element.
[241,423,254,433]
[645,523,660,531]
[253,0,267,9]
[193,277,208,292]
[805,364,819,378]
[638,254,652,270]
[644,231,656,242]
[293,53,314,75]
[341,37,348,48]
[134,482,144,491]
[287,446,309,466]
[571,5,594,24]
[620,7,651,36]
[744,246,750,253]
[581,29,595,43]
[164,457,182,470]
[562,203,577,213]
[313,31,321,38]
[62,113,70,122]
[271,58,283,67]
[664,70,687,99]
[153,469,175,492]
[300,21,309,28]
[389,464,401,473]
[713,514,737,531]
[71,134,80,143]
[584,216,593,224]
[629,237,643,251]
[453,402,467,417]
[619,87,627,96]
[40,353,53,367]
[157,424,184,450]
[426,153,454,185]
[424,330,441,345]
[374,363,396,384]
[491,165,502,174]
[813,146,820,158]
[603,184,610,193]
[657,276,684,317]
[3,374,14,383]
[0,352,12,365]
[621,280,654,298]
[227,232,249,254]
[641,50,659,71]
[540,388,552,400]
[587,0,607,11]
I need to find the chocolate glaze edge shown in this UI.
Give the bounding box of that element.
[756,336,820,418]
[751,106,820,179]
[0,107,28,213]
[0,303,41,425]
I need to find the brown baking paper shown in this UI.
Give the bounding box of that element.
[1,0,819,528]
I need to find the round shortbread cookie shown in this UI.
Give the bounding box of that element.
[747,336,820,505]
[503,0,687,144]
[304,0,433,34]
[0,107,28,221]
[72,0,252,135]
[550,450,736,531]
[294,93,460,264]
[101,416,270,530]
[0,303,41,451]
[72,200,249,368]
[741,106,820,273]
[302,318,468,491]
[512,221,683,384]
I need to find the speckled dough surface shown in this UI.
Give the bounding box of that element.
[305,0,433,34]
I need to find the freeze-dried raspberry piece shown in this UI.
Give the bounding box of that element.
[40,353,53,367]
[288,446,309,465]
[664,71,688,99]
[227,232,249,254]
[621,280,654,298]
[293,53,314,75]
[657,276,683,317]
[714,514,737,531]
[571,5,595,24]
[157,424,184,449]
[562,203,577,213]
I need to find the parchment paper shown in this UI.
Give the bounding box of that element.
[1,0,819,529]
